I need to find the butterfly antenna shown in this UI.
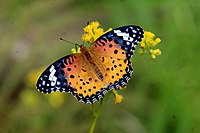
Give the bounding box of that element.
[60,37,80,47]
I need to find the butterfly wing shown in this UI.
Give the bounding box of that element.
[89,25,144,89]
[36,54,82,94]
[90,25,143,59]
[37,53,109,103]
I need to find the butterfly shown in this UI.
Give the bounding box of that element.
[36,25,144,104]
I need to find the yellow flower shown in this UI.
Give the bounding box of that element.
[140,42,146,48]
[81,21,112,44]
[71,47,80,54]
[20,90,39,108]
[112,90,124,104]
[149,48,162,59]
[81,33,93,43]
[48,93,65,108]
[139,31,162,59]
[152,38,161,47]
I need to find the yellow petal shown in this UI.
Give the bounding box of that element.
[151,54,156,59]
[90,21,100,28]
[154,49,162,55]
[152,38,161,46]
[114,94,124,104]
[140,42,146,47]
[81,21,111,44]
[71,48,77,54]
[145,31,155,39]
[149,49,154,54]
[112,90,124,104]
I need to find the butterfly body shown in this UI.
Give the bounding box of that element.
[37,25,144,104]
[80,45,104,81]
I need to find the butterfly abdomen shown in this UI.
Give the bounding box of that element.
[90,62,104,81]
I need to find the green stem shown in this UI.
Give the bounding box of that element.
[89,98,105,133]
[132,54,143,67]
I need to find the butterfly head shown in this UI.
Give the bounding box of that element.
[79,45,87,52]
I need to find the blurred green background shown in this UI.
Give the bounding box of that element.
[0,0,199,133]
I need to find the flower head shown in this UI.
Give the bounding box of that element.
[149,48,162,59]
[138,31,161,59]
[112,90,124,104]
[71,21,112,54]
[81,21,112,44]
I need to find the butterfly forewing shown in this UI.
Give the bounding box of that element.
[90,25,144,59]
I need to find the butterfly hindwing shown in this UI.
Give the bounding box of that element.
[95,56,133,90]
[73,63,109,103]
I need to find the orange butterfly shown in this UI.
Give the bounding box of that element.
[36,25,144,104]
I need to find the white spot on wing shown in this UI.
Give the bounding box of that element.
[49,68,56,80]
[114,30,130,37]
[123,36,133,41]
[42,81,45,85]
[132,30,137,33]
[113,30,121,33]
[116,32,129,37]
[49,65,55,72]
[51,77,57,86]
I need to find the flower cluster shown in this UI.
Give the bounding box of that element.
[71,21,112,54]
[138,31,161,59]
[82,21,112,44]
